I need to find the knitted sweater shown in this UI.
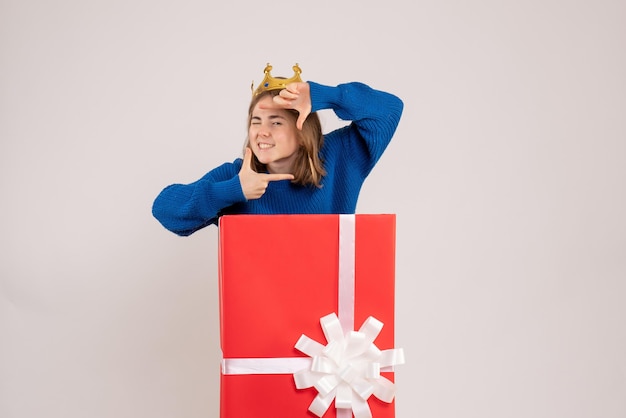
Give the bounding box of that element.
[152,81,403,236]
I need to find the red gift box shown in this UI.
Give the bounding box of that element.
[218,214,402,418]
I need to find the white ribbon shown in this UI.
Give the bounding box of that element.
[221,357,311,375]
[338,214,356,334]
[221,215,405,417]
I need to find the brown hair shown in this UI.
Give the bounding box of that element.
[245,89,326,187]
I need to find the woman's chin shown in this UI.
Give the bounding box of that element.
[254,156,273,165]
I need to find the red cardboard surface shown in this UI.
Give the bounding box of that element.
[218,214,396,417]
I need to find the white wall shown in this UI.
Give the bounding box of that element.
[1,0,625,417]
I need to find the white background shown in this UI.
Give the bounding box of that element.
[1,0,625,417]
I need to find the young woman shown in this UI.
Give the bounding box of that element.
[152,64,403,236]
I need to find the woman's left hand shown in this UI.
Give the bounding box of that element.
[273,82,311,130]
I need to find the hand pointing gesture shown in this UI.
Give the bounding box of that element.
[271,82,312,130]
[238,147,295,200]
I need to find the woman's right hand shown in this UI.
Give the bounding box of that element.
[238,147,294,200]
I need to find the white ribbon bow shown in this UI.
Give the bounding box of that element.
[293,312,405,418]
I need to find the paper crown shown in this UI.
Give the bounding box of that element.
[252,63,302,97]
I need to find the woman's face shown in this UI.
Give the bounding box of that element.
[248,95,300,174]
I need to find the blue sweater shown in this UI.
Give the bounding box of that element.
[152,81,403,236]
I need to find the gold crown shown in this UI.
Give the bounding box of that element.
[251,63,302,96]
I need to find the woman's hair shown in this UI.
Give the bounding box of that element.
[245,89,326,188]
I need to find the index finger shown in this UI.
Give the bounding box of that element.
[270,95,294,109]
[278,88,298,100]
[265,173,295,182]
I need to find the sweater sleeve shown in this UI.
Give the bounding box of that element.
[308,81,403,171]
[152,160,246,236]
